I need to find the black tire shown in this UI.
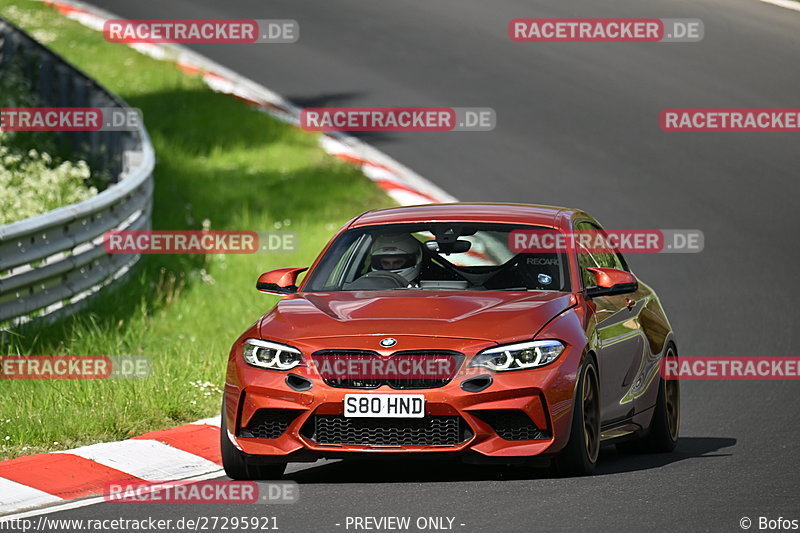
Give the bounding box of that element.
[617,344,680,454]
[555,357,600,476]
[643,344,680,452]
[220,405,287,480]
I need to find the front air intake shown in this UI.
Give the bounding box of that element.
[473,410,551,441]
[302,415,471,446]
[238,409,301,439]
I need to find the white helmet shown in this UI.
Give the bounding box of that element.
[369,234,422,283]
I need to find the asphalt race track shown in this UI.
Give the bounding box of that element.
[46,0,800,530]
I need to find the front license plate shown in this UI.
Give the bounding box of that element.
[344,394,425,418]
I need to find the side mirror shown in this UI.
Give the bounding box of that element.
[585,267,638,298]
[256,267,308,295]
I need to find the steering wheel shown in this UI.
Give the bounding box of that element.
[354,270,409,289]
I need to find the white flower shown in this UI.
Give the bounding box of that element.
[198,269,215,285]
[0,143,96,225]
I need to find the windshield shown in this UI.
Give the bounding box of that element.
[303,223,571,292]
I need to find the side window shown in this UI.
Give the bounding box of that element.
[574,221,628,288]
[613,250,629,272]
[577,247,599,288]
[575,222,600,288]
[324,234,370,288]
[577,221,628,267]
[592,222,628,272]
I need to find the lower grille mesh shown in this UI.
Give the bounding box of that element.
[474,410,550,441]
[239,409,300,439]
[305,415,468,446]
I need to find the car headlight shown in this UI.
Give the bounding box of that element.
[470,340,565,371]
[242,339,303,370]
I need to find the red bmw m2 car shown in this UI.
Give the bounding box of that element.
[222,203,679,478]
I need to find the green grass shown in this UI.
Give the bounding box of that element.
[0,1,393,460]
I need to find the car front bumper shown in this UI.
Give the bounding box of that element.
[223,338,581,462]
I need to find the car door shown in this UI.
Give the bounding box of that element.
[575,221,647,425]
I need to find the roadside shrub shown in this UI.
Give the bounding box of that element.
[0,141,97,224]
[0,61,97,225]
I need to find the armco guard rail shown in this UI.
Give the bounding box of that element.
[0,18,154,326]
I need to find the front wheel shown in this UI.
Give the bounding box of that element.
[555,357,600,476]
[643,344,680,452]
[220,404,287,480]
[617,343,680,454]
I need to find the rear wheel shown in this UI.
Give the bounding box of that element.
[220,405,287,480]
[617,343,680,453]
[555,357,600,476]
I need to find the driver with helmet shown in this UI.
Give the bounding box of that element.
[369,234,423,287]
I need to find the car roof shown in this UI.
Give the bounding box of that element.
[349,203,582,229]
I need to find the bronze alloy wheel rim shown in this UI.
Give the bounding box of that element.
[582,366,600,463]
[665,347,680,441]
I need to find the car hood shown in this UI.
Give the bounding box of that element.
[258,290,574,344]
